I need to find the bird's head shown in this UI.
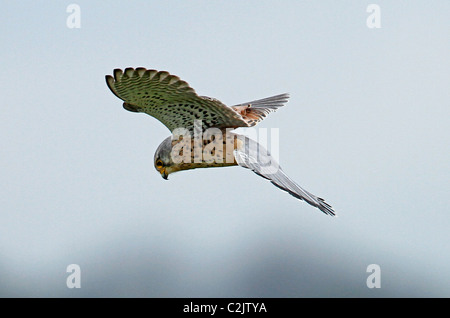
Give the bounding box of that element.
[153,136,175,180]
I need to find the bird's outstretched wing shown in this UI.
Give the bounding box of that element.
[231,93,290,126]
[106,68,248,132]
[233,135,335,216]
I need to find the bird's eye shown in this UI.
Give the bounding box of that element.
[155,159,163,168]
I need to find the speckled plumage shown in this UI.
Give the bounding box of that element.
[106,68,247,132]
[106,67,335,216]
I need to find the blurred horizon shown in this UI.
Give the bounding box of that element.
[0,1,449,297]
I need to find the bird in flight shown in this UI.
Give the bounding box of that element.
[105,67,335,216]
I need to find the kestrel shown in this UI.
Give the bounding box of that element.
[106,67,335,216]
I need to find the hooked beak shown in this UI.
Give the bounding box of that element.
[161,168,169,180]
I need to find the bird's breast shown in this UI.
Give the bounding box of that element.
[170,131,241,171]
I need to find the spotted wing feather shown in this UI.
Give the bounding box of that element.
[231,93,289,126]
[105,68,248,132]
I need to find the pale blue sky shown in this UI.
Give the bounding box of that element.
[0,1,449,297]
